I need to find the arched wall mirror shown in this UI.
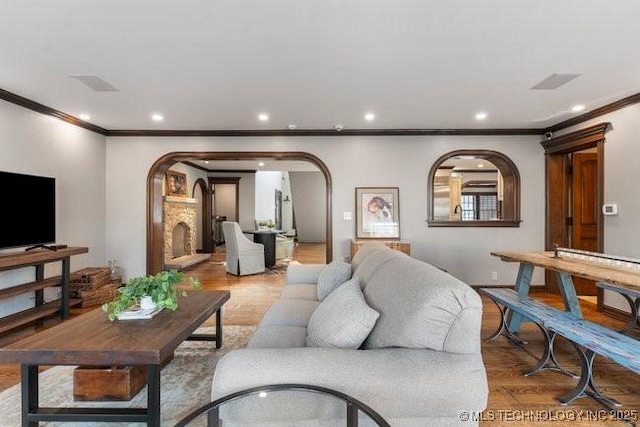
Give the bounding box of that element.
[427,150,521,227]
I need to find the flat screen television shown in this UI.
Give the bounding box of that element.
[0,171,56,250]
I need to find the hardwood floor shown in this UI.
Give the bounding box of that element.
[0,242,638,426]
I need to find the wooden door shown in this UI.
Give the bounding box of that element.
[571,152,599,295]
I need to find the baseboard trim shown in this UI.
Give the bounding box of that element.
[602,304,633,323]
[471,285,546,293]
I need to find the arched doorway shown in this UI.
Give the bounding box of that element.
[146,151,333,274]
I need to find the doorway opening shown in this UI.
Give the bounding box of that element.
[146,152,332,274]
[542,123,610,307]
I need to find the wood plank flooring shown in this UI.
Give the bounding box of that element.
[0,242,638,426]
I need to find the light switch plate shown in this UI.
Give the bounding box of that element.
[602,204,618,215]
[343,212,352,220]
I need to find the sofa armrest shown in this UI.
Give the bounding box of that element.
[212,347,488,419]
[285,263,326,285]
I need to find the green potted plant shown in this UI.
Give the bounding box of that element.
[267,220,275,230]
[102,269,201,321]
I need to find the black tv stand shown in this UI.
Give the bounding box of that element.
[26,244,57,252]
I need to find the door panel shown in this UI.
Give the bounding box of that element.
[571,152,598,295]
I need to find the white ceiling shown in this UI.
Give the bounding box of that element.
[2,1,640,131]
[191,159,320,172]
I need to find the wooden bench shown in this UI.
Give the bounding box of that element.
[480,287,640,410]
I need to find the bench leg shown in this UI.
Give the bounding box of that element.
[618,294,640,334]
[485,301,528,346]
[523,329,579,378]
[557,345,621,408]
[485,299,508,342]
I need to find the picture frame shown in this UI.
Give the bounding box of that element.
[355,187,400,239]
[165,170,188,197]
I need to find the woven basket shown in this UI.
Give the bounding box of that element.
[73,282,121,308]
[70,267,112,292]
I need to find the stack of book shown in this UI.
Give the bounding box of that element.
[116,306,164,320]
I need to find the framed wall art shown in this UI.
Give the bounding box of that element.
[165,170,188,197]
[355,187,400,239]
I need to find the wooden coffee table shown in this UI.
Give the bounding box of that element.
[0,290,230,427]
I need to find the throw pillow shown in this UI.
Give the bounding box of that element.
[306,277,380,349]
[316,259,352,301]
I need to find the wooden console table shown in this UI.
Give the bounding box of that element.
[491,250,640,332]
[0,247,88,334]
[351,239,411,258]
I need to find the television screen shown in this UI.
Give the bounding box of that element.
[0,171,56,250]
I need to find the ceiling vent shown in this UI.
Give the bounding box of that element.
[530,73,581,90]
[69,75,120,92]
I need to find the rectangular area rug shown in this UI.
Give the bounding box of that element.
[0,325,256,427]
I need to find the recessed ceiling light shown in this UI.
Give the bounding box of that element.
[334,124,344,131]
[477,164,484,168]
[204,161,209,164]
[259,391,268,398]
[475,112,488,121]
[287,124,297,130]
[258,162,265,167]
[151,113,164,122]
[78,113,91,121]
[571,104,585,112]
[364,112,375,122]
[258,113,269,122]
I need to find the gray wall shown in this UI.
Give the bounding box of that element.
[290,171,326,242]
[103,134,546,287]
[209,172,256,232]
[0,100,106,316]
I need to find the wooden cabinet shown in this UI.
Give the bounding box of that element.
[0,247,88,334]
[350,239,411,258]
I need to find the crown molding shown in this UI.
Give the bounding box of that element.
[105,128,542,137]
[544,92,640,133]
[0,89,108,135]
[3,86,640,138]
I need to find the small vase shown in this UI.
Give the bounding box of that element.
[140,295,156,310]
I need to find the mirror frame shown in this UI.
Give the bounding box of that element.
[427,149,521,227]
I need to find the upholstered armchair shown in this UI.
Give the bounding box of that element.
[222,221,265,275]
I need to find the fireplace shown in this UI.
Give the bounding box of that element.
[163,196,209,269]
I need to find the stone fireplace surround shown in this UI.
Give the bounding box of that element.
[163,196,209,270]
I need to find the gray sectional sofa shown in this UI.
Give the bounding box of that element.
[212,241,488,426]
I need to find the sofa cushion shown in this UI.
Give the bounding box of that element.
[248,325,308,348]
[350,241,389,270]
[306,277,379,349]
[279,284,318,301]
[363,257,483,353]
[259,299,320,327]
[353,248,407,288]
[316,259,352,301]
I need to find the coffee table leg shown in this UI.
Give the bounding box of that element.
[216,307,223,349]
[22,364,39,427]
[147,365,161,427]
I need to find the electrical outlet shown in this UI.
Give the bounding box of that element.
[343,212,352,220]
[491,271,498,281]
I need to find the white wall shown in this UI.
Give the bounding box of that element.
[254,171,294,232]
[290,171,326,242]
[105,134,545,286]
[559,103,640,312]
[0,100,106,316]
